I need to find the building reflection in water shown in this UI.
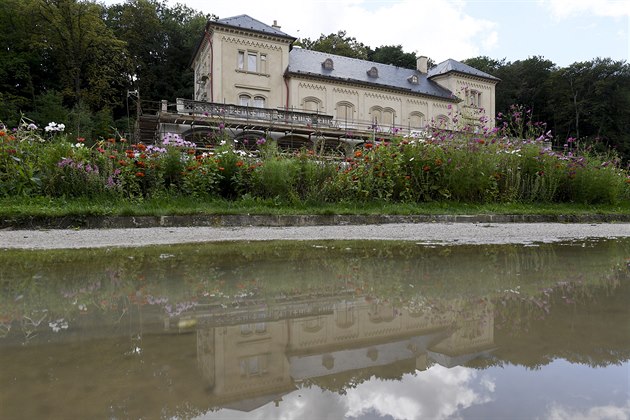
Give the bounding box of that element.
[193,295,495,412]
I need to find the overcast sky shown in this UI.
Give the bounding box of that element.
[102,0,630,67]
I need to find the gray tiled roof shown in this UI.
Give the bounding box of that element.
[287,48,457,101]
[428,59,500,81]
[214,15,295,40]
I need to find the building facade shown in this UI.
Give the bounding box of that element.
[151,14,500,151]
[190,15,498,133]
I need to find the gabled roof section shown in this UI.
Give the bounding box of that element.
[287,48,456,101]
[213,14,296,41]
[428,59,500,82]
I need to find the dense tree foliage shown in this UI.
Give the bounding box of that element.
[0,0,208,138]
[463,56,630,159]
[296,31,371,60]
[0,0,628,160]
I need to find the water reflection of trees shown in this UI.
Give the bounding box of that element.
[1,240,629,418]
[1,239,628,370]
[492,272,630,368]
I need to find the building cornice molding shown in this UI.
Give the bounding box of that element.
[213,25,294,45]
[430,71,500,85]
[221,34,284,51]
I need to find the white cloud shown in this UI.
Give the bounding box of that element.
[544,0,630,19]
[117,0,500,62]
[344,366,494,419]
[196,365,495,420]
[545,401,630,420]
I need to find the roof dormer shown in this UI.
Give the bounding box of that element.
[367,66,378,78]
[322,58,334,70]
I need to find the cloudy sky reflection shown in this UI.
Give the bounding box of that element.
[197,359,630,420]
[198,365,495,420]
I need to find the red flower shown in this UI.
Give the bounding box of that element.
[364,142,374,149]
[219,167,225,171]
[236,160,244,167]
[422,165,431,172]
[135,172,145,177]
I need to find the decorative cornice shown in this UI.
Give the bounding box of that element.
[213,26,293,45]
[221,35,283,51]
[332,86,359,96]
[298,81,327,91]
[365,92,402,102]
[431,71,499,85]
[433,102,451,110]
[455,79,492,91]
[407,98,429,106]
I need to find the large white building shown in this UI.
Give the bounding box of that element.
[157,14,499,152]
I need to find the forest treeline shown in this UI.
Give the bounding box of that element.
[1,0,629,160]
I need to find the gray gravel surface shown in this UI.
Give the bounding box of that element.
[2,223,630,249]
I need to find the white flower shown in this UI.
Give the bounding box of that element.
[49,318,69,333]
[45,122,65,133]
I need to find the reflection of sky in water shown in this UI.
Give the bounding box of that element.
[197,360,629,420]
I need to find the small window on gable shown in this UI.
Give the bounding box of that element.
[367,66,378,78]
[408,75,419,84]
[322,58,334,70]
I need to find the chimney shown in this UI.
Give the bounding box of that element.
[272,20,281,29]
[417,56,428,74]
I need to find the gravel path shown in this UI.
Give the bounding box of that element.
[2,222,630,249]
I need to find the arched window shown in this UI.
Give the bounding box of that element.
[253,96,266,108]
[303,97,321,112]
[435,114,449,129]
[409,112,426,128]
[239,94,251,107]
[370,106,383,126]
[382,108,395,126]
[335,101,354,125]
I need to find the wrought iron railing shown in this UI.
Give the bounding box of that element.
[172,98,431,139]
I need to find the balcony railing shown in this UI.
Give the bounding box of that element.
[171,98,432,140]
[175,98,336,128]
